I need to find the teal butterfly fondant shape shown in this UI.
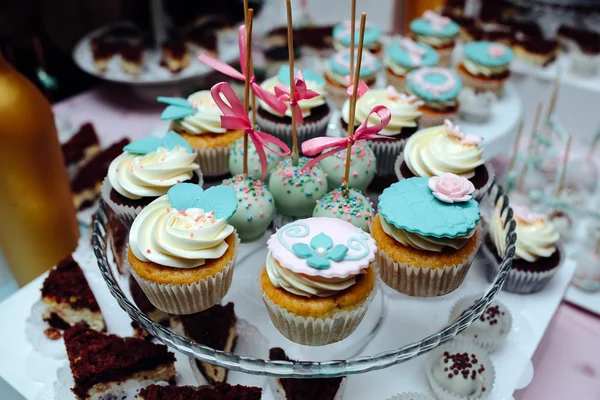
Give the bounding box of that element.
[167,183,237,221]
[291,232,348,269]
[158,96,197,120]
[123,131,194,155]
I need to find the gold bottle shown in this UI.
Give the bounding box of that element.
[0,54,79,286]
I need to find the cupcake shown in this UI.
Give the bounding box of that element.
[449,295,512,352]
[396,120,493,201]
[319,140,377,193]
[373,175,481,297]
[158,92,244,177]
[457,41,513,97]
[324,49,382,109]
[222,175,275,242]
[313,187,374,232]
[410,11,459,67]
[341,87,422,174]
[483,203,562,294]
[261,217,377,345]
[102,131,202,227]
[406,67,462,127]
[228,137,282,180]
[332,20,383,56]
[255,66,331,154]
[426,339,496,400]
[268,157,328,224]
[128,183,239,314]
[384,38,439,92]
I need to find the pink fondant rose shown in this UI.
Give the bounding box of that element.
[488,43,506,58]
[429,173,475,203]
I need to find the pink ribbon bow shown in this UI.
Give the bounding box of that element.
[345,75,369,98]
[301,105,392,169]
[210,82,291,180]
[199,26,287,115]
[273,71,320,124]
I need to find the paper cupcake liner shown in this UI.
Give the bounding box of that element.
[419,109,459,128]
[370,138,406,175]
[256,108,332,155]
[426,338,496,400]
[481,241,562,294]
[129,232,240,315]
[457,70,505,98]
[448,294,513,352]
[386,71,408,93]
[195,145,232,177]
[377,227,481,297]
[394,154,494,202]
[387,393,436,400]
[261,276,377,346]
[271,376,347,400]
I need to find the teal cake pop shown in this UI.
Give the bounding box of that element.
[228,138,282,180]
[319,140,377,193]
[313,186,374,232]
[268,157,328,219]
[222,175,275,241]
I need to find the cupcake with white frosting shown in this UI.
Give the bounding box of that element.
[483,202,562,294]
[341,87,422,174]
[410,11,459,67]
[102,131,202,226]
[128,183,239,314]
[255,66,331,154]
[457,41,513,97]
[395,120,493,200]
[158,91,244,177]
[384,37,439,92]
[260,217,377,345]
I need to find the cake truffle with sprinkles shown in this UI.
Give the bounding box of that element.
[313,185,374,232]
[319,140,377,193]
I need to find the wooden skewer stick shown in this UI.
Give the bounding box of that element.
[555,134,572,197]
[343,13,367,186]
[586,123,600,161]
[518,102,543,192]
[547,67,561,119]
[595,235,600,254]
[243,0,257,127]
[285,0,299,166]
[349,0,356,82]
[242,9,254,177]
[507,120,524,173]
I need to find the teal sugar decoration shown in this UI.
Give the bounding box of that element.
[158,97,196,120]
[167,183,237,220]
[291,232,349,269]
[124,131,194,155]
[277,66,325,87]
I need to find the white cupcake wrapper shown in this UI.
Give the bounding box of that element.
[426,338,496,400]
[195,145,232,177]
[481,241,563,294]
[262,276,377,346]
[448,294,513,352]
[386,71,408,93]
[377,226,481,297]
[387,393,436,400]
[101,169,204,228]
[271,376,347,400]
[457,69,506,98]
[256,108,332,155]
[369,138,407,175]
[394,154,494,201]
[129,232,240,315]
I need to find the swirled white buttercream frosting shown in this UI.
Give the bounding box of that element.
[463,59,509,77]
[172,90,227,134]
[258,75,326,119]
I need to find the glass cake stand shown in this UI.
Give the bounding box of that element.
[92,184,517,378]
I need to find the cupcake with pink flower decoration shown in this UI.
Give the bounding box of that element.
[372,175,481,297]
[395,120,493,200]
[457,41,514,97]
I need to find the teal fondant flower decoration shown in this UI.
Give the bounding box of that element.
[124,131,194,155]
[292,233,348,269]
[158,97,196,120]
[167,183,238,220]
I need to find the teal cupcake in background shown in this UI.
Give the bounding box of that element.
[457,41,513,97]
[333,20,383,56]
[384,38,439,92]
[410,11,459,67]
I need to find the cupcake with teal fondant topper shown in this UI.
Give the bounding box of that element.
[158,92,244,177]
[372,175,481,297]
[268,157,328,228]
[410,11,459,66]
[222,175,275,242]
[228,137,282,180]
[406,67,462,127]
[256,66,331,154]
[102,131,202,227]
[261,217,378,345]
[324,49,382,109]
[319,140,377,193]
[313,187,374,232]
[128,183,240,314]
[333,20,383,55]
[457,41,514,97]
[384,38,439,92]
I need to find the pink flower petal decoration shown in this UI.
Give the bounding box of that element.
[428,173,475,204]
[512,205,546,224]
[488,43,506,58]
